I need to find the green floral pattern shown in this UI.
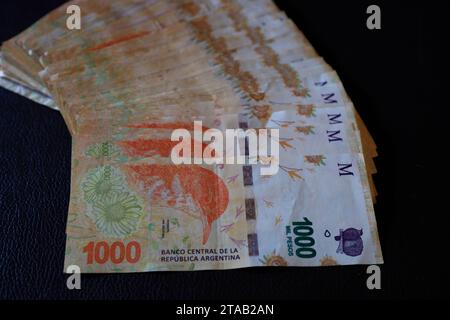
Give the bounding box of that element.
[82,166,124,204]
[81,165,144,238]
[89,192,143,238]
[85,141,121,159]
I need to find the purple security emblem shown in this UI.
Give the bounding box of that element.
[335,228,364,257]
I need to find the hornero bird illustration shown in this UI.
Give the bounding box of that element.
[117,122,229,245]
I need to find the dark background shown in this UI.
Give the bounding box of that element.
[0,0,448,300]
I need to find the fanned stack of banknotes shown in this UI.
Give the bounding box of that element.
[0,0,382,272]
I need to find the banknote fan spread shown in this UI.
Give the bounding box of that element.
[0,0,382,272]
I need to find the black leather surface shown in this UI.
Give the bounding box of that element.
[0,0,447,300]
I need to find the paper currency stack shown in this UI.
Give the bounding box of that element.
[0,0,382,272]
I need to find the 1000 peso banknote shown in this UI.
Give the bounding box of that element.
[0,0,382,272]
[64,112,381,272]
